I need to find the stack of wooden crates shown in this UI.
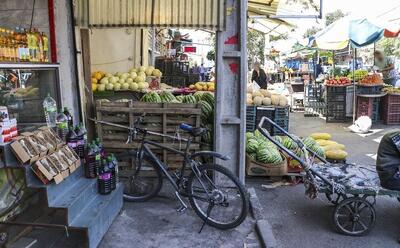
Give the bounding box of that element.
[95,100,202,171]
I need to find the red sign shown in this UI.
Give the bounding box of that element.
[184,46,197,53]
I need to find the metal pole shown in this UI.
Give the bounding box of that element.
[352,48,357,123]
[151,28,156,66]
[215,0,247,183]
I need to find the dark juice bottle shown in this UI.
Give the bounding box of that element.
[84,142,100,178]
[66,127,78,154]
[95,138,105,159]
[75,124,85,158]
[63,107,73,129]
[55,111,68,142]
[107,155,116,190]
[98,159,112,195]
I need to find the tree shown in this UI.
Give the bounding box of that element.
[284,0,319,12]
[270,33,288,42]
[377,38,400,58]
[247,29,266,70]
[325,10,346,26]
[303,26,322,38]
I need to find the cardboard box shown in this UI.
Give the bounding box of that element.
[246,154,287,176]
[39,127,64,149]
[10,137,40,164]
[21,133,48,158]
[0,120,10,135]
[48,153,70,179]
[34,130,56,154]
[33,158,63,184]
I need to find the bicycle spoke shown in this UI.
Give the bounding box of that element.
[357,219,368,231]
[191,194,210,203]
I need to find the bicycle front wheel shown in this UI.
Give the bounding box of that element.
[188,164,249,230]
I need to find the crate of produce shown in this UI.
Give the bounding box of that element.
[95,100,201,169]
[245,154,287,176]
[326,102,346,123]
[246,106,256,132]
[356,96,381,123]
[256,106,275,123]
[356,84,384,95]
[382,94,400,125]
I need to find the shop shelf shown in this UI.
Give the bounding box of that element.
[356,84,384,95]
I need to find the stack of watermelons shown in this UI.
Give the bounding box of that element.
[246,130,283,165]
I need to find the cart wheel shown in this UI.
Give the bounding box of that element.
[333,197,376,236]
[325,192,344,205]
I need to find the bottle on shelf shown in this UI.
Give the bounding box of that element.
[95,137,105,159]
[63,107,73,129]
[75,123,86,158]
[43,93,57,128]
[55,111,68,142]
[84,142,100,179]
[98,160,112,195]
[107,155,117,190]
[66,127,78,154]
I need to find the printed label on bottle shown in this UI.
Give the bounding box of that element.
[99,173,111,180]
[95,154,101,161]
[57,123,68,129]
[68,142,77,148]
[77,140,85,145]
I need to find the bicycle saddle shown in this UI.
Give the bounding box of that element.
[180,123,207,137]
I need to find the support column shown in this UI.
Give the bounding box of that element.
[215,0,247,183]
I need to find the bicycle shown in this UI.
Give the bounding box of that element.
[91,117,249,230]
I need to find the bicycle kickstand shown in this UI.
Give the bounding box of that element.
[175,191,188,213]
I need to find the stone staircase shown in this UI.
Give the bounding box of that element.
[6,163,123,248]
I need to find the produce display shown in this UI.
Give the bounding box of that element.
[324,77,351,86]
[246,130,283,164]
[247,89,288,107]
[310,132,347,161]
[382,85,400,94]
[91,66,162,92]
[347,70,368,81]
[359,74,383,85]
[6,86,39,99]
[189,82,215,92]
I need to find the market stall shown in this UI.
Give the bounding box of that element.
[308,17,400,123]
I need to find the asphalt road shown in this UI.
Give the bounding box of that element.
[251,113,400,248]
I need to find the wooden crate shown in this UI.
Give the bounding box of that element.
[95,100,202,169]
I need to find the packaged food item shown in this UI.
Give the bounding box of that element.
[62,145,80,168]
[11,136,40,164]
[48,153,69,178]
[32,157,63,184]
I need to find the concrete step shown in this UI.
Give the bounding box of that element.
[70,184,123,248]
[25,165,85,205]
[49,177,98,225]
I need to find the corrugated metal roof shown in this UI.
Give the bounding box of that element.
[75,0,225,31]
[248,0,280,17]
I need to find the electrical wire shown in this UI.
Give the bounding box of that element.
[29,0,36,31]
[92,58,132,65]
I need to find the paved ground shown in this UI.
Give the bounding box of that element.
[100,185,258,248]
[100,112,400,248]
[250,113,400,248]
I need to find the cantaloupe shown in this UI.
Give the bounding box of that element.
[279,96,288,106]
[262,97,272,106]
[247,98,254,105]
[271,95,280,106]
[253,91,263,98]
[253,96,263,106]
[316,139,338,146]
[323,144,346,152]
[247,93,253,99]
[260,89,269,97]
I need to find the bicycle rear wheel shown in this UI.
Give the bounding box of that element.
[187,164,249,230]
[117,151,163,202]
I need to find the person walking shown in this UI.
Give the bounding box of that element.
[199,64,206,81]
[251,62,268,89]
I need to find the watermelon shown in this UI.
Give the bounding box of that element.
[176,95,184,103]
[311,144,326,158]
[183,95,197,103]
[246,132,255,141]
[303,137,316,148]
[246,139,259,153]
[282,137,298,150]
[273,136,283,144]
[194,92,204,102]
[257,147,282,164]
[159,91,176,103]
[201,92,215,108]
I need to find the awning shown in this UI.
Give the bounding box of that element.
[310,17,399,50]
[248,0,280,17]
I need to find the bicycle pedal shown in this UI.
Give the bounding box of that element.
[176,206,187,213]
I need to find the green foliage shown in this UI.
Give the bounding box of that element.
[303,26,322,38]
[270,33,288,42]
[325,10,346,26]
[377,38,400,57]
[284,0,319,12]
[247,29,266,70]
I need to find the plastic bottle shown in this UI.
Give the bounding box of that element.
[43,94,57,128]
[95,138,105,159]
[98,159,112,195]
[107,155,117,190]
[55,111,68,142]
[75,124,85,158]
[66,127,78,154]
[63,107,73,129]
[84,142,100,178]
